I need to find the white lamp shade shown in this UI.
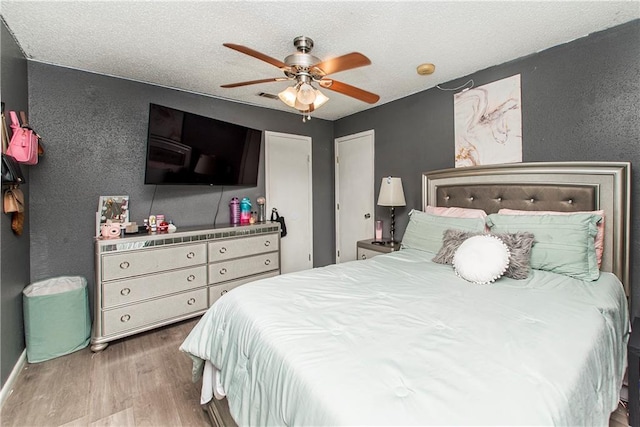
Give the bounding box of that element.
[377,176,406,206]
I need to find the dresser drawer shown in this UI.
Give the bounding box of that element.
[208,233,279,262]
[208,271,279,306]
[102,265,207,309]
[357,247,385,260]
[102,288,207,336]
[209,253,279,284]
[102,243,207,281]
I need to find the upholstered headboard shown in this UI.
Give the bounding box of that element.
[423,162,631,295]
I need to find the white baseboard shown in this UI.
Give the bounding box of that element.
[0,349,26,409]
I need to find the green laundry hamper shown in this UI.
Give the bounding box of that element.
[23,276,91,363]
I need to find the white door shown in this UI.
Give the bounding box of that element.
[335,130,375,263]
[265,131,313,274]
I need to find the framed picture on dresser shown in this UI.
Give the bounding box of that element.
[96,195,129,237]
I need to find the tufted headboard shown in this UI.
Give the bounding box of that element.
[423,162,631,296]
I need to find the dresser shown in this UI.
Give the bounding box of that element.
[92,223,280,351]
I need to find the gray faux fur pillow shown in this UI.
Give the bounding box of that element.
[432,229,481,264]
[433,229,535,280]
[492,232,536,280]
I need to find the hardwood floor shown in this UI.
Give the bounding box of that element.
[1,318,209,427]
[0,317,631,426]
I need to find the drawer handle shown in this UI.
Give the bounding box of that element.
[221,289,228,296]
[219,268,227,275]
[264,240,271,247]
[187,298,196,305]
[187,274,196,282]
[120,314,131,323]
[264,259,271,266]
[361,254,367,260]
[186,252,195,259]
[219,247,227,254]
[119,261,130,269]
[120,287,131,296]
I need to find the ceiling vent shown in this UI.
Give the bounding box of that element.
[257,92,279,100]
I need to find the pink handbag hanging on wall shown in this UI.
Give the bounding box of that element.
[6,111,38,165]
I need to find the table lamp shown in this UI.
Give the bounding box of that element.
[377,176,406,245]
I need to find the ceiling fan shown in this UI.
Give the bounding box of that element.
[221,36,380,120]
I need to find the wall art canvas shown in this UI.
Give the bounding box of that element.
[454,74,522,167]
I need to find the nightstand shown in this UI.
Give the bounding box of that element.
[356,239,399,260]
[629,317,640,425]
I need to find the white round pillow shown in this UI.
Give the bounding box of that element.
[453,235,510,284]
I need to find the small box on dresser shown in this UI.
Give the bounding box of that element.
[92,222,280,351]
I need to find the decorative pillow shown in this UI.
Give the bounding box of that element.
[432,229,535,280]
[492,232,536,280]
[498,208,605,268]
[401,210,486,253]
[424,205,487,219]
[486,213,602,281]
[432,229,481,264]
[452,235,510,284]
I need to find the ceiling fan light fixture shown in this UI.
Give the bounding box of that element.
[278,86,298,108]
[294,89,329,112]
[221,37,380,119]
[313,89,329,109]
[296,82,316,105]
[294,98,311,111]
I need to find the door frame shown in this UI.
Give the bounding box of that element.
[334,129,375,263]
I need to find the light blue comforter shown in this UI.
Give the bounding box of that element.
[180,248,628,426]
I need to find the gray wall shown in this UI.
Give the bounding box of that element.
[1,20,30,386]
[335,20,640,318]
[26,63,335,317]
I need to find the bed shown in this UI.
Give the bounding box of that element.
[180,161,631,426]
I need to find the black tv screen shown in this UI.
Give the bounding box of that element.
[144,104,262,186]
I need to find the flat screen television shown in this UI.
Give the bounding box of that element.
[144,104,262,186]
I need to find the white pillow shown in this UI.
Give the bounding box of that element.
[453,235,510,284]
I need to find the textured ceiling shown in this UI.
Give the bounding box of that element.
[2,1,639,120]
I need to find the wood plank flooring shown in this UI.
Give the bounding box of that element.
[1,318,209,427]
[0,317,631,426]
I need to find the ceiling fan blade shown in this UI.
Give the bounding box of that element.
[311,52,371,76]
[223,43,291,71]
[221,78,288,88]
[319,79,380,104]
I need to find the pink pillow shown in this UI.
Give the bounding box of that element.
[497,209,605,268]
[424,206,487,219]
